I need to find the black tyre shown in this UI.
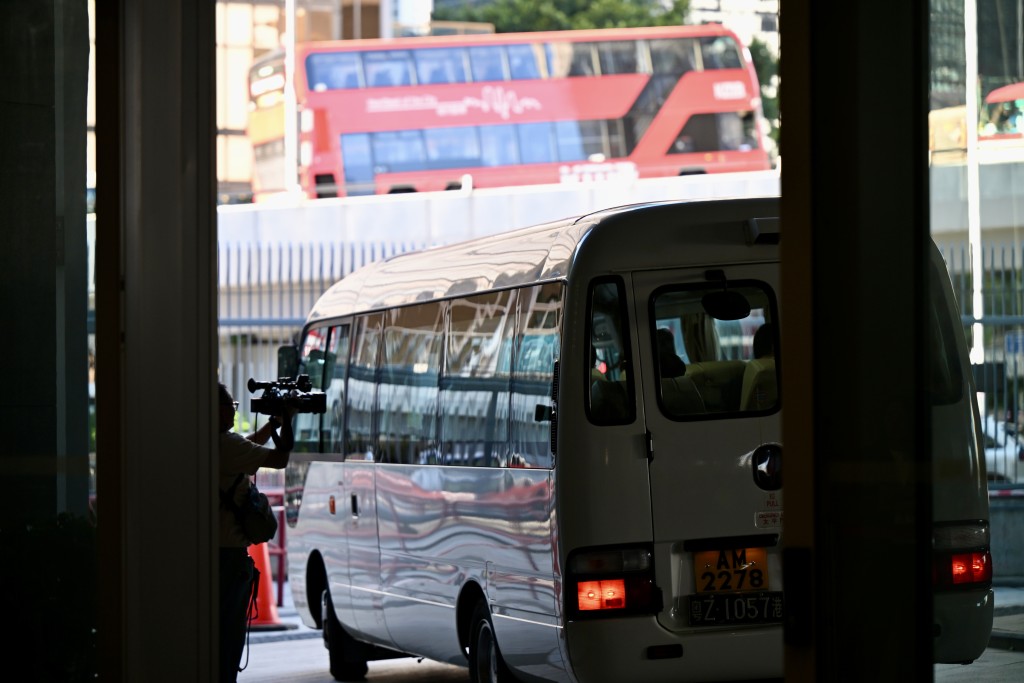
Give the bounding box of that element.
[322,589,369,682]
[468,601,515,683]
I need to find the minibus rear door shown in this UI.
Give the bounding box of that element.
[631,265,784,632]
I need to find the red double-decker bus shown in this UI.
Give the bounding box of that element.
[248,24,771,200]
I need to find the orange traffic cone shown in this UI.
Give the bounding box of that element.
[247,542,293,631]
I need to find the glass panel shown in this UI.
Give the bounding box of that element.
[378,303,443,465]
[340,133,374,194]
[424,126,482,169]
[597,41,640,75]
[511,283,562,468]
[928,265,963,406]
[517,122,556,163]
[363,50,414,87]
[669,113,759,153]
[469,46,508,81]
[652,282,778,418]
[605,119,627,158]
[306,52,363,90]
[507,44,541,79]
[480,124,519,166]
[441,291,517,466]
[981,97,1024,134]
[547,41,597,77]
[554,121,586,162]
[650,39,697,75]
[371,130,427,172]
[324,323,350,454]
[569,43,598,76]
[294,327,329,452]
[588,278,635,425]
[699,36,743,69]
[415,47,469,85]
[579,120,607,158]
[345,313,383,461]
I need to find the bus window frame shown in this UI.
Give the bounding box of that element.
[648,279,781,422]
[585,275,637,426]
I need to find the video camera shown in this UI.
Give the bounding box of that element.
[247,374,326,416]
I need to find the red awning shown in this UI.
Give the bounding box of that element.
[986,82,1024,104]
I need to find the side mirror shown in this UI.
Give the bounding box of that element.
[277,345,299,379]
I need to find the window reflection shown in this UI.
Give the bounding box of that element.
[510,283,562,467]
[441,291,516,466]
[378,303,444,464]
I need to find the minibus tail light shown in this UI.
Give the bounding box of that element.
[577,579,626,611]
[950,552,991,585]
[567,545,660,618]
[933,523,992,590]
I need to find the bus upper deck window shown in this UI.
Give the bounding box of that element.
[597,41,639,75]
[650,39,696,76]
[469,46,508,82]
[507,44,541,79]
[698,36,742,69]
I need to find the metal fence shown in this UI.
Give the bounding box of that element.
[217,239,422,445]
[217,239,1024,490]
[941,243,1024,490]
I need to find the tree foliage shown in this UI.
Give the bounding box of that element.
[747,38,780,149]
[433,0,691,33]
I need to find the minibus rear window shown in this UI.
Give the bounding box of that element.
[651,282,779,419]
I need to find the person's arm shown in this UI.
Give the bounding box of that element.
[261,411,295,469]
[247,418,278,446]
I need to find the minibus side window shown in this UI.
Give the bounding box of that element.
[928,264,963,406]
[587,277,636,425]
[345,313,384,461]
[293,326,329,453]
[324,322,350,454]
[378,302,444,464]
[442,290,516,466]
[652,282,779,418]
[511,283,562,468]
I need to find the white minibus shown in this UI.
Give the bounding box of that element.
[273,197,991,681]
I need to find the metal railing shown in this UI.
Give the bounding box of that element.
[942,243,1024,490]
[217,239,421,435]
[215,235,1024,491]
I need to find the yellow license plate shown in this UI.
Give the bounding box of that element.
[693,547,769,593]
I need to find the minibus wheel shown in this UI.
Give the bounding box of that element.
[321,588,369,681]
[468,600,513,683]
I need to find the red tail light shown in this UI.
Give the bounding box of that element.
[577,579,627,611]
[567,545,661,618]
[933,523,992,590]
[950,552,992,585]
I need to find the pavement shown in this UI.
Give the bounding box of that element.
[250,581,1024,650]
[990,584,1024,651]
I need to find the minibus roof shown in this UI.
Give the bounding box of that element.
[306,196,779,324]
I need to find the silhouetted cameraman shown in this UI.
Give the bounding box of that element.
[217,382,294,682]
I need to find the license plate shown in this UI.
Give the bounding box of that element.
[692,547,769,592]
[688,591,784,626]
